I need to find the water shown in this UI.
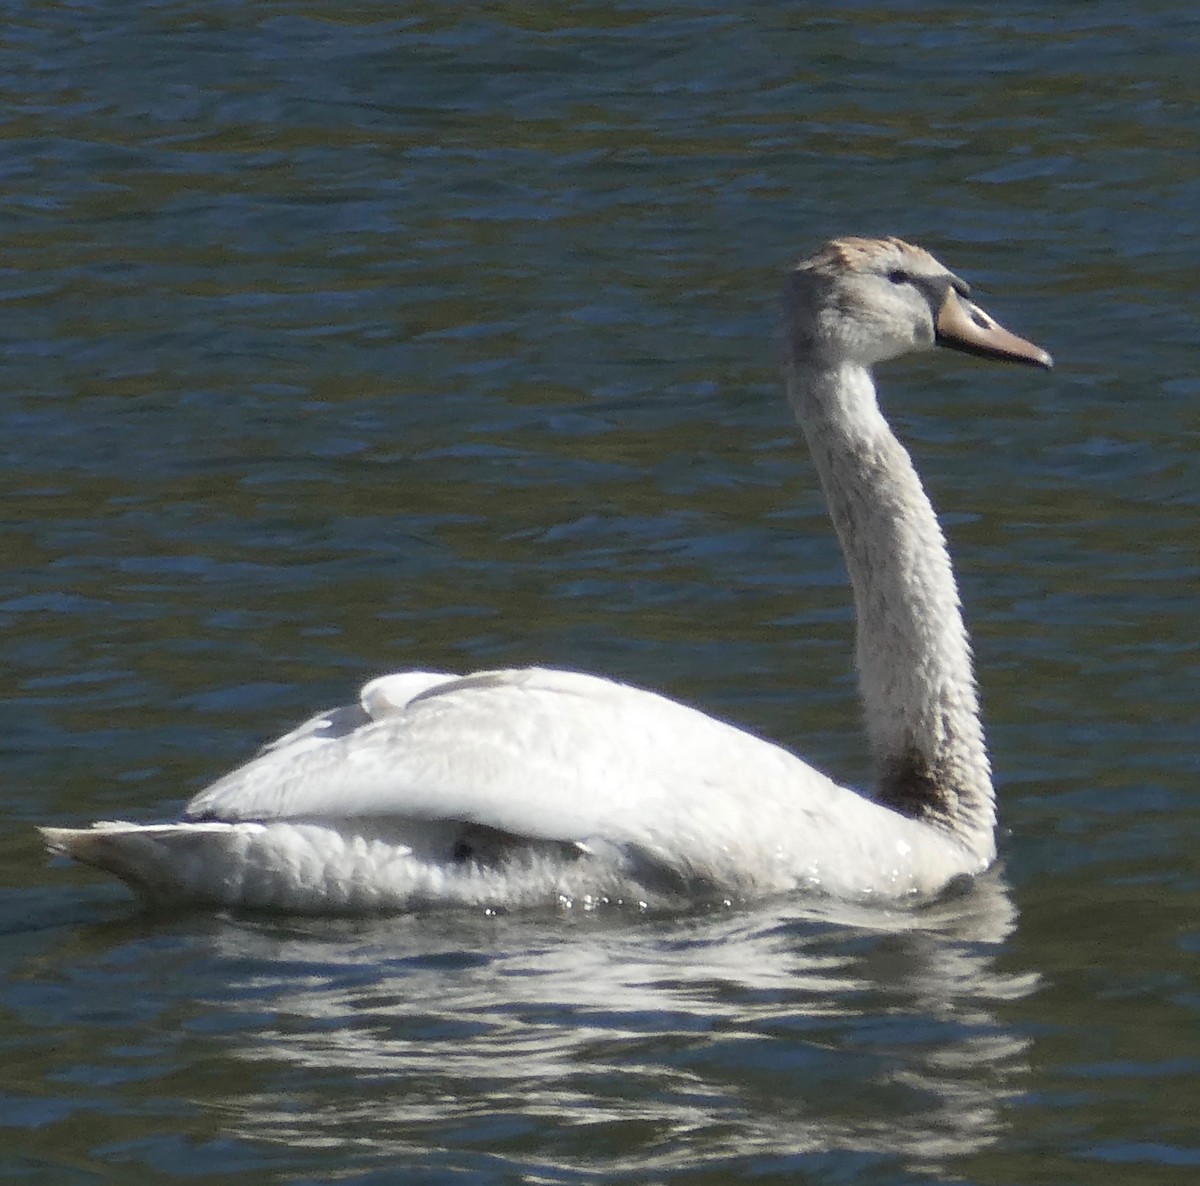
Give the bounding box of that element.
[3,2,1199,1181]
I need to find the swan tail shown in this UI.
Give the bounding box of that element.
[39,821,254,908]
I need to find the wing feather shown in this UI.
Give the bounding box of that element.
[184,667,846,865]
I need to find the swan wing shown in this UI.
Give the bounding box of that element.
[184,666,844,860]
[250,670,457,759]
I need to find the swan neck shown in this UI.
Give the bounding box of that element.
[786,361,995,858]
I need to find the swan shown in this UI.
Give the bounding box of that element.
[40,236,1052,914]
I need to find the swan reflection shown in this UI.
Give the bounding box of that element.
[201,875,1035,1174]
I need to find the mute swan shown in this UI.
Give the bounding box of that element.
[41,237,1052,914]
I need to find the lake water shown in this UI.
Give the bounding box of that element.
[3,3,1199,1182]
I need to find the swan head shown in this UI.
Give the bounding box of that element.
[786,236,1052,372]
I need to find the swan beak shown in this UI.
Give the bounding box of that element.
[935,289,1053,369]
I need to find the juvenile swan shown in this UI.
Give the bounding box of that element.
[41,237,1052,913]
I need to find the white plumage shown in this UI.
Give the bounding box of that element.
[41,236,1051,914]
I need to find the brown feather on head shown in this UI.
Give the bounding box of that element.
[797,235,940,275]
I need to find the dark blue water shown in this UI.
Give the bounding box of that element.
[3,3,1199,1182]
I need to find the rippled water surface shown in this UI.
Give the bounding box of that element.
[3,3,1199,1182]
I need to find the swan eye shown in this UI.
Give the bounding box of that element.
[887,269,912,286]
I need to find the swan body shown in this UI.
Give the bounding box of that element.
[41,236,1052,913]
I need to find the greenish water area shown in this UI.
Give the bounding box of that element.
[2,3,1198,1182]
